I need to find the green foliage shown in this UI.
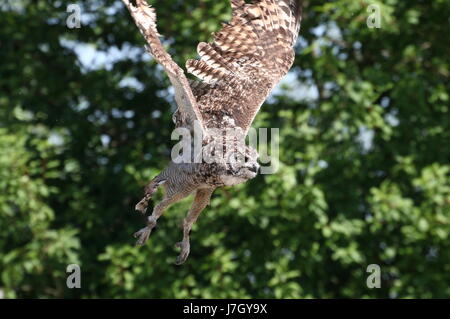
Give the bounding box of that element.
[0,0,449,298]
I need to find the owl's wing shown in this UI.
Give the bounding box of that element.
[187,0,302,134]
[122,0,206,133]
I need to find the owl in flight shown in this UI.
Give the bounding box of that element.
[122,0,302,264]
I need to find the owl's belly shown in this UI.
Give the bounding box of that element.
[219,175,247,186]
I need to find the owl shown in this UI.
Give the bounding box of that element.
[122,0,302,264]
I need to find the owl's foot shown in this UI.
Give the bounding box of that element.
[134,216,157,246]
[174,239,190,265]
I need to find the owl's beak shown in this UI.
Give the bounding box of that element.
[249,164,259,173]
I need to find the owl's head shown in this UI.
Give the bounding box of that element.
[220,146,259,186]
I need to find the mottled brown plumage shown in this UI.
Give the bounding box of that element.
[122,0,302,264]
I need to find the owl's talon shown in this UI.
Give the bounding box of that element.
[174,240,190,265]
[134,216,158,246]
[134,227,151,246]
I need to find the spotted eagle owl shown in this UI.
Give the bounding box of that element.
[122,0,302,264]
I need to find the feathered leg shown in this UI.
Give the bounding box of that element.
[175,187,215,265]
[134,189,192,246]
[135,176,166,214]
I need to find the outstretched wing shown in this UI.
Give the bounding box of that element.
[187,0,302,134]
[122,0,206,133]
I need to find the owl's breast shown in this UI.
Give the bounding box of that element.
[219,175,247,186]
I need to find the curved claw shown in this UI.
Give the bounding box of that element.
[134,227,152,246]
[174,240,190,265]
[134,216,158,246]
